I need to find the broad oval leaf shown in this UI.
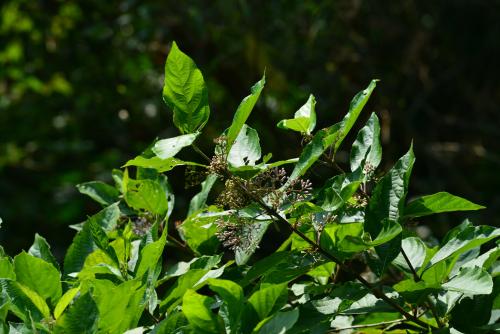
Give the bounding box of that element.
[208,279,244,334]
[425,224,500,270]
[14,252,62,307]
[76,181,120,206]
[152,133,199,159]
[124,178,169,215]
[163,42,210,134]
[253,308,299,334]
[442,266,493,295]
[182,289,220,334]
[404,191,485,218]
[227,124,262,168]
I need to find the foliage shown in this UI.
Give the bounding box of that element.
[0,43,498,333]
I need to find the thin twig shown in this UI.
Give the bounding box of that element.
[328,318,405,332]
[400,249,444,328]
[167,234,195,256]
[192,143,211,163]
[426,297,444,328]
[229,174,434,330]
[401,249,420,282]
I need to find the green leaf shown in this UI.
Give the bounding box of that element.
[247,283,288,320]
[76,181,120,206]
[188,174,218,216]
[227,124,262,167]
[124,178,169,215]
[239,252,291,287]
[261,252,327,285]
[392,237,427,273]
[450,290,498,333]
[178,210,220,255]
[208,279,244,334]
[64,203,120,274]
[124,155,203,173]
[135,230,167,278]
[159,269,208,312]
[404,192,485,218]
[277,94,316,135]
[320,222,365,260]
[226,74,265,150]
[14,252,62,307]
[442,266,493,295]
[150,312,188,334]
[88,218,120,267]
[84,279,146,333]
[152,133,199,159]
[365,145,414,273]
[54,287,80,319]
[0,279,51,322]
[350,112,382,174]
[158,255,222,284]
[0,257,15,280]
[334,79,378,153]
[182,289,220,334]
[253,308,299,334]
[54,292,99,334]
[426,225,500,270]
[462,245,500,270]
[28,234,59,270]
[318,173,362,211]
[286,124,340,184]
[163,41,210,134]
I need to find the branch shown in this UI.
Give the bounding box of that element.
[401,249,420,282]
[400,249,444,328]
[229,175,435,330]
[328,318,405,333]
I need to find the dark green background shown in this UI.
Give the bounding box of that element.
[1,0,499,258]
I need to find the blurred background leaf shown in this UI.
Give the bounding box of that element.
[0,0,499,257]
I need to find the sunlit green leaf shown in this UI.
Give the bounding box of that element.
[182,289,220,334]
[54,292,99,334]
[226,75,265,151]
[124,155,203,173]
[208,279,244,334]
[124,178,169,215]
[253,308,299,334]
[442,266,493,295]
[54,287,80,319]
[404,192,485,218]
[277,94,316,135]
[188,174,218,216]
[334,79,378,153]
[76,181,120,206]
[178,210,220,255]
[426,224,500,270]
[163,42,210,134]
[14,252,62,307]
[152,133,199,159]
[28,234,59,270]
[227,124,262,167]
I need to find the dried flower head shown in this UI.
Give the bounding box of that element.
[132,213,153,236]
